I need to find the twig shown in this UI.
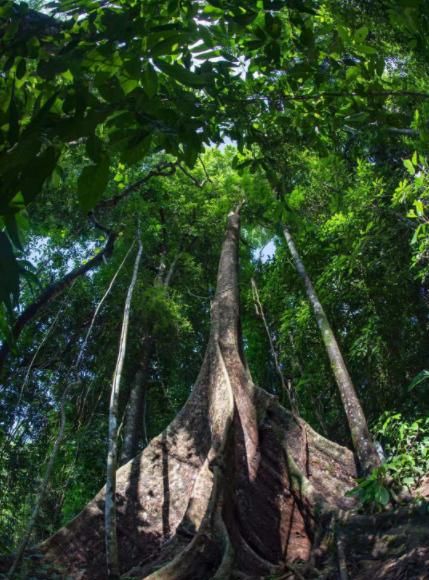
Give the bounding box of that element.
[177,163,207,188]
[198,155,213,183]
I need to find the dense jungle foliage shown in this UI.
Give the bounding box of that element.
[0,0,429,571]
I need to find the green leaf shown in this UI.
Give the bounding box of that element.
[78,154,110,212]
[374,485,390,506]
[20,147,60,205]
[120,78,139,95]
[4,214,23,251]
[155,60,209,87]
[16,58,26,80]
[403,159,415,175]
[265,14,282,39]
[120,134,152,165]
[142,63,158,98]
[346,66,361,81]
[408,370,429,391]
[86,135,103,163]
[414,199,424,217]
[355,26,369,43]
[7,84,19,146]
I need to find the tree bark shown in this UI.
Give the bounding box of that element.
[282,224,380,474]
[0,232,116,376]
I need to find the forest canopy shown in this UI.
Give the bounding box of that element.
[1,0,429,578]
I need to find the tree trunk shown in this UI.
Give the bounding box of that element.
[36,209,359,579]
[105,237,143,579]
[120,254,180,465]
[120,337,153,464]
[6,243,134,579]
[282,224,380,474]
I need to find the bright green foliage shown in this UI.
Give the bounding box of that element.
[347,410,429,510]
[346,466,391,511]
[242,151,429,443]
[374,411,429,491]
[2,0,429,314]
[393,152,429,281]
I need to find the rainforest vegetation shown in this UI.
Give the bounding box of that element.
[1,0,429,578]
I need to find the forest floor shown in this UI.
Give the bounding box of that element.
[275,474,429,580]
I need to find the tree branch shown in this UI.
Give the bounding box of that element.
[177,163,208,188]
[98,162,177,209]
[0,232,116,376]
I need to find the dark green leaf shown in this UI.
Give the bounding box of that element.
[78,154,110,212]
[143,64,158,98]
[4,214,22,251]
[155,60,209,87]
[408,370,429,391]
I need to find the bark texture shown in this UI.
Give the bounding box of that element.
[36,209,360,580]
[282,224,380,475]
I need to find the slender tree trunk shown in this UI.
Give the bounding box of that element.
[120,337,153,464]
[287,330,304,376]
[120,253,180,465]
[251,277,298,413]
[0,233,116,376]
[105,236,143,579]
[282,224,380,474]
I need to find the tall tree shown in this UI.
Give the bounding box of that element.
[105,232,142,579]
[35,207,358,579]
[1,1,429,576]
[282,223,380,473]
